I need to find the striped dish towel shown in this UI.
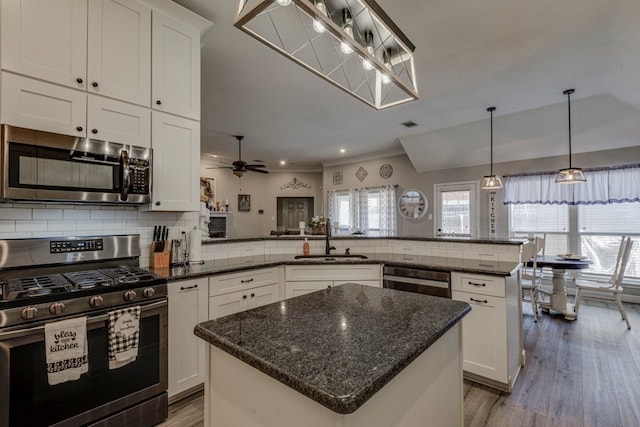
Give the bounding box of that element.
[108,306,140,370]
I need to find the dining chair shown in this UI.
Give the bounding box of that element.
[521,237,543,321]
[574,237,634,329]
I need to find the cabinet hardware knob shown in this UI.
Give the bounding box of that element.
[470,298,488,304]
[76,77,83,84]
[92,81,99,88]
[155,201,161,206]
[241,278,254,283]
[91,128,98,134]
[156,100,162,105]
[180,284,198,291]
[242,295,247,299]
[76,126,83,132]
[251,293,255,297]
[468,281,486,287]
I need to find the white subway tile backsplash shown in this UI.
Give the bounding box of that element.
[16,220,48,232]
[48,221,77,231]
[77,221,102,231]
[91,210,115,220]
[0,221,15,232]
[63,209,91,220]
[0,208,32,220]
[115,210,138,220]
[33,209,63,220]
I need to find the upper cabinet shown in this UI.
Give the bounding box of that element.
[87,0,151,106]
[1,0,151,107]
[152,11,200,120]
[1,0,88,90]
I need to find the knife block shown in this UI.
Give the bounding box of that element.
[150,242,169,268]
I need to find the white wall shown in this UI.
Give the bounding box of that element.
[200,160,323,237]
[323,145,640,238]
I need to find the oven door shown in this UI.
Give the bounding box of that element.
[0,299,168,427]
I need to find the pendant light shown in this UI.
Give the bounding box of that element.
[481,107,503,190]
[555,89,586,184]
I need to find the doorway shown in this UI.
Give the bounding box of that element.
[434,181,479,238]
[277,197,314,231]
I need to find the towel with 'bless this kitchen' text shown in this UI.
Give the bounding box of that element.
[45,316,88,385]
[108,306,140,369]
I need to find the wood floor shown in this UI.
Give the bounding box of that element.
[159,299,640,427]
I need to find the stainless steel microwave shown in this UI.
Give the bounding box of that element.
[1,125,151,204]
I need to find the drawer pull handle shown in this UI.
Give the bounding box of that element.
[180,284,198,291]
[241,278,254,283]
[468,281,486,287]
[470,298,488,304]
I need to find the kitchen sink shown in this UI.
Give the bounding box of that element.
[294,254,368,260]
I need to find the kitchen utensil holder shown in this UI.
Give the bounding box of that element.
[150,243,169,268]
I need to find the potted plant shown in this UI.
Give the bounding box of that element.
[308,215,328,235]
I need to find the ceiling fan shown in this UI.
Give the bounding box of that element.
[207,135,269,177]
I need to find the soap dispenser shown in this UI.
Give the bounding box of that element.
[302,238,310,256]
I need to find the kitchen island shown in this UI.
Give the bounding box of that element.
[194,283,471,427]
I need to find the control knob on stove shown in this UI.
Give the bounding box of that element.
[20,306,38,320]
[123,290,137,302]
[142,287,155,298]
[49,302,65,315]
[89,295,104,307]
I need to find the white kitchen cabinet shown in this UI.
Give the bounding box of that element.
[150,111,200,211]
[1,0,88,90]
[152,11,200,120]
[1,0,151,107]
[168,278,208,401]
[87,0,151,106]
[87,94,151,146]
[209,267,283,319]
[1,72,87,136]
[284,264,382,299]
[451,272,522,392]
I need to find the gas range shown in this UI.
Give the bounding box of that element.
[0,235,167,329]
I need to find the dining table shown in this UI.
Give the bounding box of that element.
[528,255,592,320]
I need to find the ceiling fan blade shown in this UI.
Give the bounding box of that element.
[206,166,233,169]
[247,167,269,174]
[246,164,266,168]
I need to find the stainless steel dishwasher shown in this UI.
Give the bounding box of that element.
[383,266,451,298]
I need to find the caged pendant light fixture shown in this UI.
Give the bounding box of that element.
[481,107,503,190]
[555,89,586,184]
[234,0,419,110]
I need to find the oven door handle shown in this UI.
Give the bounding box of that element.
[0,299,167,340]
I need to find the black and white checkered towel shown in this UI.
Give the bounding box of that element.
[108,306,140,370]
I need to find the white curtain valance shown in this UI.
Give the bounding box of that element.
[504,165,640,205]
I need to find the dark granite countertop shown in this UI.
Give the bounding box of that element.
[194,283,471,414]
[203,235,526,245]
[150,253,521,282]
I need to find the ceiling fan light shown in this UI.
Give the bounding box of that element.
[276,0,291,6]
[555,167,586,184]
[481,175,503,190]
[233,169,245,178]
[312,0,328,33]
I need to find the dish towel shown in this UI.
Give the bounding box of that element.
[108,306,140,370]
[45,316,88,385]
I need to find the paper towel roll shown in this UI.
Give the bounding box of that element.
[189,229,202,264]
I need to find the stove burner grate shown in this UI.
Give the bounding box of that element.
[7,274,73,299]
[98,266,156,284]
[63,271,114,288]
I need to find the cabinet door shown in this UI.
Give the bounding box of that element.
[87,0,151,106]
[1,72,86,136]
[285,281,333,299]
[150,111,200,211]
[452,290,508,383]
[87,94,151,147]
[152,11,200,120]
[1,0,87,89]
[247,284,281,310]
[168,278,208,398]
[209,290,248,319]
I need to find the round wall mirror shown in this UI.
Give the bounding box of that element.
[398,189,428,220]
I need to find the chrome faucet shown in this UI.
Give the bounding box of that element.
[325,217,336,255]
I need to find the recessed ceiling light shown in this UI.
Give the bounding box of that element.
[280,160,286,165]
[208,153,219,158]
[340,148,346,153]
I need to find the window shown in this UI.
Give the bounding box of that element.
[578,204,640,278]
[335,191,351,232]
[329,186,396,236]
[367,189,381,232]
[510,204,569,255]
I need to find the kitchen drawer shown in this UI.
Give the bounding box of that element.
[209,267,281,296]
[285,264,381,282]
[451,272,505,298]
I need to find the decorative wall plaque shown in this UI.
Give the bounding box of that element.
[379,164,393,179]
[238,194,251,212]
[333,171,343,185]
[280,177,311,190]
[355,167,368,182]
